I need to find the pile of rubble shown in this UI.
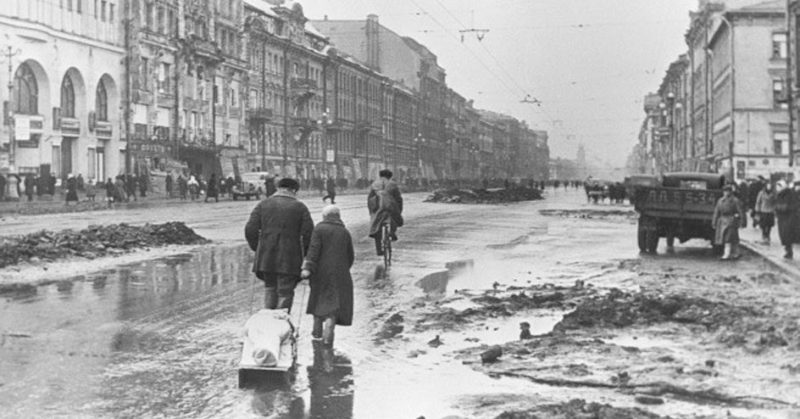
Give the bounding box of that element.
[0,222,209,268]
[424,188,543,204]
[554,288,759,332]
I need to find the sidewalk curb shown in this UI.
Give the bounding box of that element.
[740,240,800,279]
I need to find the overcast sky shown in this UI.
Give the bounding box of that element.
[298,0,698,168]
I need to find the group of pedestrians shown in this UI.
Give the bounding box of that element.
[244,169,404,349]
[713,178,800,260]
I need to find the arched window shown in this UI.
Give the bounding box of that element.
[61,74,76,118]
[13,63,38,115]
[96,81,108,121]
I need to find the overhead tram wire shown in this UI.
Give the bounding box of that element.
[425,0,563,127]
[405,0,542,117]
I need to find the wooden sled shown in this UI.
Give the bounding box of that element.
[238,309,299,388]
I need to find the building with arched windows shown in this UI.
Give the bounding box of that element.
[0,0,124,183]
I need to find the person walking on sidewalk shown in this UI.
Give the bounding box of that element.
[301,205,354,348]
[322,176,336,204]
[245,177,313,311]
[65,174,79,205]
[205,173,219,203]
[775,180,800,259]
[712,184,747,260]
[755,182,777,244]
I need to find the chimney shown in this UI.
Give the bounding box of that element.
[366,14,381,72]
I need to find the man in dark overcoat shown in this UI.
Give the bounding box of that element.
[301,205,354,347]
[322,176,336,204]
[775,180,800,259]
[245,177,313,311]
[712,184,747,260]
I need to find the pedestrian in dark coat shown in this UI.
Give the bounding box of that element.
[755,183,777,243]
[24,174,35,202]
[65,174,79,205]
[322,176,336,204]
[126,174,137,201]
[165,173,174,198]
[712,184,746,260]
[301,205,354,347]
[775,180,800,259]
[0,173,5,200]
[205,173,219,202]
[105,178,115,207]
[245,178,314,311]
[178,175,188,200]
[138,173,148,197]
[264,175,277,197]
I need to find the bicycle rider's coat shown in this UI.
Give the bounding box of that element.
[368,178,404,238]
[245,190,314,277]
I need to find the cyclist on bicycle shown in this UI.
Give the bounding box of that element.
[368,169,404,256]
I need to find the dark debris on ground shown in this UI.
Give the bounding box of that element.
[424,188,543,204]
[0,222,209,268]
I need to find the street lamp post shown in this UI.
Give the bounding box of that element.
[414,133,425,179]
[317,109,333,176]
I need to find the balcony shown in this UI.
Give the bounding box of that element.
[247,107,273,123]
[95,121,113,139]
[290,77,318,91]
[290,78,319,108]
[292,117,317,130]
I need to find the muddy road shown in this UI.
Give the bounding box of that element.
[1,189,798,418]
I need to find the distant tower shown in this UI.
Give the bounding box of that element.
[577,144,587,178]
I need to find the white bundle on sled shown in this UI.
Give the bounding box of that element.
[240,309,296,370]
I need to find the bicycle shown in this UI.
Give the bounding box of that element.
[381,220,392,269]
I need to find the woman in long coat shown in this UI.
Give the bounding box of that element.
[301,205,354,347]
[775,180,800,259]
[712,184,746,260]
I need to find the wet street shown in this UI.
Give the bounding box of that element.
[1,189,799,419]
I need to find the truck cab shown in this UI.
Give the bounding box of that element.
[633,172,726,253]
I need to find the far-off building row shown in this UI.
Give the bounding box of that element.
[632,0,799,181]
[0,0,549,186]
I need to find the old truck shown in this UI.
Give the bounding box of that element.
[633,172,727,253]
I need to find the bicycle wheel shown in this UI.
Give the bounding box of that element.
[382,223,392,268]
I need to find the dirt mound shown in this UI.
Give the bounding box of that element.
[424,188,543,204]
[539,209,637,220]
[416,283,596,332]
[555,289,759,332]
[494,399,665,419]
[0,222,209,268]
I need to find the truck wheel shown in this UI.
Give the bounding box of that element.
[646,230,659,253]
[637,225,647,252]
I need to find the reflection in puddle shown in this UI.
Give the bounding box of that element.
[416,259,475,298]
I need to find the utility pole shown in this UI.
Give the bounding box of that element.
[788,0,795,167]
[3,45,21,172]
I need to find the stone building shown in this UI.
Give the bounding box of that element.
[0,0,124,183]
[123,0,248,180]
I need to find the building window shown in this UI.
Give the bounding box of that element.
[61,74,76,118]
[76,0,82,13]
[157,6,165,34]
[773,79,787,108]
[13,63,38,115]
[157,62,170,93]
[96,81,108,121]
[101,0,107,21]
[145,2,153,29]
[774,132,788,155]
[772,33,787,59]
[140,57,150,90]
[109,2,115,22]
[229,87,237,107]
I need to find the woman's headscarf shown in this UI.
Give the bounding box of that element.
[322,205,342,224]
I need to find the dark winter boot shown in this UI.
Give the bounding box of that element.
[263,287,278,309]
